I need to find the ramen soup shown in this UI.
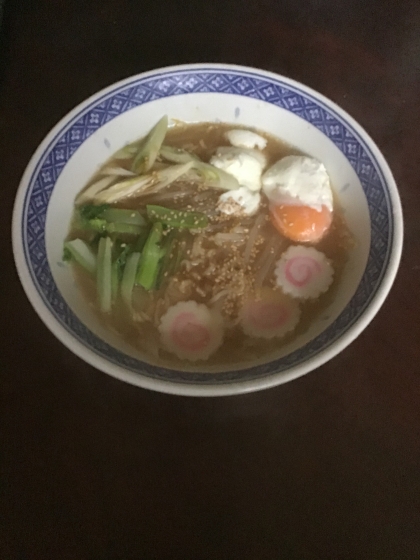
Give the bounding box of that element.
[64,117,353,366]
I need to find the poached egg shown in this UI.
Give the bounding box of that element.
[225,129,267,150]
[217,186,261,216]
[210,147,266,192]
[262,155,333,243]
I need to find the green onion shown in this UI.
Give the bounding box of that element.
[93,162,193,204]
[97,237,113,313]
[75,178,115,205]
[113,143,138,160]
[63,239,97,274]
[160,144,200,164]
[121,252,141,309]
[131,116,168,174]
[93,176,158,204]
[136,222,163,290]
[146,205,208,229]
[193,162,240,190]
[102,166,135,177]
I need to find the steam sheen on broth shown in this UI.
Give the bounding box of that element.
[65,118,353,367]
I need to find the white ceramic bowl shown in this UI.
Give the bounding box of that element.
[12,64,403,396]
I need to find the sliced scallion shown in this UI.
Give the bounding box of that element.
[160,144,200,164]
[193,162,240,190]
[93,162,193,204]
[131,116,168,174]
[75,177,115,205]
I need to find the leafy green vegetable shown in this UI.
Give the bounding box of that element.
[136,222,164,290]
[101,208,146,227]
[121,252,141,309]
[146,205,208,229]
[156,234,178,289]
[111,260,120,301]
[115,242,133,269]
[63,239,97,274]
[97,237,113,313]
[79,204,110,221]
[133,227,150,253]
[81,218,108,233]
[110,243,129,299]
[106,223,144,236]
[76,205,146,237]
[78,218,144,237]
[117,244,132,274]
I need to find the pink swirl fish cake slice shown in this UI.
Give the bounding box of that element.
[275,245,334,299]
[158,301,224,361]
[240,287,301,339]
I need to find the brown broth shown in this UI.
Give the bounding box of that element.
[69,122,353,368]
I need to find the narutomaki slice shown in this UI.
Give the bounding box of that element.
[240,288,301,339]
[274,245,334,299]
[158,301,224,361]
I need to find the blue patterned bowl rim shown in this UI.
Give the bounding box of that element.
[12,64,403,396]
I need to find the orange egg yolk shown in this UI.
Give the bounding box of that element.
[270,204,332,243]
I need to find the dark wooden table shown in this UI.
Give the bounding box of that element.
[1,1,420,558]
